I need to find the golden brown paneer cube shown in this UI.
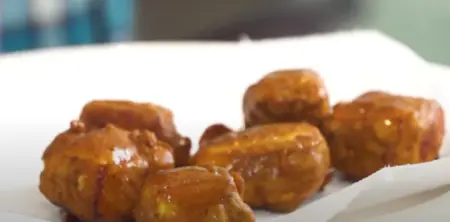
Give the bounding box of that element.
[324,91,445,181]
[199,123,334,192]
[134,166,255,222]
[192,123,330,213]
[39,121,174,222]
[243,69,331,129]
[79,100,191,167]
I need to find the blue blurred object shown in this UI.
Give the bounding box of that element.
[0,0,134,53]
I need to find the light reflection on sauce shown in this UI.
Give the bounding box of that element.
[112,147,133,165]
[154,150,174,165]
[111,147,148,168]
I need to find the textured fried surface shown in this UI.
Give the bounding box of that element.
[39,121,174,222]
[79,100,191,167]
[324,91,445,180]
[192,123,330,212]
[134,166,255,222]
[243,69,331,129]
[198,123,233,147]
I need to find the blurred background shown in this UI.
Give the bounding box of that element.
[0,0,449,64]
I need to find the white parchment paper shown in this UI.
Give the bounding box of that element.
[0,30,449,222]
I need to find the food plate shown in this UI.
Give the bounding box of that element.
[0,30,449,222]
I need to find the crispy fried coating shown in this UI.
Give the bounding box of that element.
[199,123,334,192]
[198,123,233,147]
[39,121,174,222]
[324,91,445,180]
[192,123,330,213]
[79,100,191,167]
[243,69,331,129]
[134,166,255,222]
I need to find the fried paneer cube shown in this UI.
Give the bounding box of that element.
[192,123,330,213]
[79,100,191,167]
[324,91,445,180]
[40,121,174,222]
[134,166,255,222]
[199,123,334,192]
[243,69,331,129]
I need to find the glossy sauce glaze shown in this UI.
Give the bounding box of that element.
[324,91,445,180]
[40,121,174,222]
[243,69,331,129]
[134,166,254,222]
[79,100,191,167]
[193,123,330,213]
